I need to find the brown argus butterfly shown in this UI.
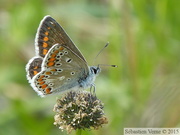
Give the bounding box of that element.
[26,15,100,97]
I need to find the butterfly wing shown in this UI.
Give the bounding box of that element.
[32,44,89,97]
[26,57,43,82]
[35,15,87,63]
[27,15,87,82]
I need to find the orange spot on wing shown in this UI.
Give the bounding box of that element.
[33,66,38,69]
[38,78,43,82]
[39,81,45,85]
[43,49,48,55]
[38,75,45,82]
[47,62,55,67]
[47,27,51,29]
[50,69,57,71]
[51,54,56,57]
[33,71,38,75]
[45,88,52,94]
[48,58,56,62]
[54,50,59,53]
[43,37,49,41]
[43,42,48,48]
[45,72,52,75]
[45,31,49,35]
[37,75,45,82]
[41,84,48,89]
[39,75,45,79]
[59,46,64,50]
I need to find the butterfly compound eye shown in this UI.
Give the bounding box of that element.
[90,66,100,75]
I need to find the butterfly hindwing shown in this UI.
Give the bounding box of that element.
[32,44,89,97]
[26,57,43,82]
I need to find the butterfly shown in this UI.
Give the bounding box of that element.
[26,15,100,97]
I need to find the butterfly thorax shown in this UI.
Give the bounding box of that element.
[78,66,101,89]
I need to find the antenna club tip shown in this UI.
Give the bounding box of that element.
[105,42,109,47]
[111,65,118,67]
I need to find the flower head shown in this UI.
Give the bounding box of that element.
[53,91,108,133]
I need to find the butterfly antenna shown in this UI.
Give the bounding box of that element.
[93,42,109,64]
[98,64,118,68]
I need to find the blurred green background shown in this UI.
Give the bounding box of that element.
[0,0,180,135]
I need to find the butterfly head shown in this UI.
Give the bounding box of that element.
[90,66,101,75]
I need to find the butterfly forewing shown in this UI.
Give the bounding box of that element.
[35,15,87,63]
[33,44,89,96]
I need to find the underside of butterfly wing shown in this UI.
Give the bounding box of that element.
[35,15,87,63]
[32,44,90,97]
[26,57,43,82]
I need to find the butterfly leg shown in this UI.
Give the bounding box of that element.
[90,84,96,97]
